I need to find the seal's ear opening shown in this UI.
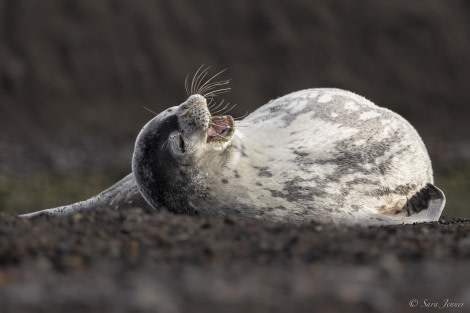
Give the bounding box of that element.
[402,184,446,222]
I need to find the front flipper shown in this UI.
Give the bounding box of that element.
[20,173,153,218]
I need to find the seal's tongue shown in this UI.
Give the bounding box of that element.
[207,116,231,142]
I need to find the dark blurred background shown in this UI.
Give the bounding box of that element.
[1,0,469,216]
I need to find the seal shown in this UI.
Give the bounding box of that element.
[22,68,445,225]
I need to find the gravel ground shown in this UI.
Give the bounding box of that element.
[1,208,469,313]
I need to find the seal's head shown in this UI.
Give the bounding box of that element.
[132,93,235,213]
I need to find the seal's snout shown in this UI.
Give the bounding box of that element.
[185,94,207,106]
[179,93,235,146]
[179,94,211,128]
[181,94,207,114]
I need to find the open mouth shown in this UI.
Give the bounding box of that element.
[207,115,235,143]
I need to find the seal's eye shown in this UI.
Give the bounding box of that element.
[179,134,186,153]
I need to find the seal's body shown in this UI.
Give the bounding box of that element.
[131,88,445,225]
[22,85,445,225]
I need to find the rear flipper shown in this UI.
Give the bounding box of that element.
[369,183,446,225]
[402,183,446,222]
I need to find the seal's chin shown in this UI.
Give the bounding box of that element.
[207,115,235,143]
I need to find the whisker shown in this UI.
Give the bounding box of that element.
[210,102,237,115]
[233,111,249,120]
[222,102,238,114]
[202,86,231,98]
[184,73,191,97]
[143,106,159,115]
[237,124,264,139]
[208,99,225,110]
[194,71,209,95]
[190,65,208,95]
[207,97,216,107]
[198,79,230,94]
[209,100,229,113]
[185,66,233,113]
[189,67,198,95]
[196,68,228,95]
